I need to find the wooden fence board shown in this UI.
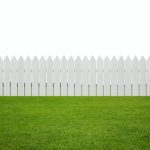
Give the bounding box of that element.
[68,57,74,96]
[4,57,10,96]
[18,57,24,96]
[11,57,18,96]
[104,57,110,96]
[47,57,53,96]
[118,57,124,96]
[82,57,89,96]
[61,57,67,96]
[39,57,46,96]
[132,57,139,96]
[75,57,82,96]
[139,57,146,96]
[0,57,3,96]
[32,57,39,96]
[89,57,96,96]
[24,57,31,96]
[124,57,132,96]
[53,57,60,96]
[97,57,103,96]
[111,57,117,96]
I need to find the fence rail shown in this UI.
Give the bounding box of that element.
[0,56,150,96]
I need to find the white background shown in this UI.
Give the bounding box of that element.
[0,0,150,59]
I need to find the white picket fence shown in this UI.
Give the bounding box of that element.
[0,56,150,96]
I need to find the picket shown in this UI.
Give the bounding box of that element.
[0,57,3,96]
[89,57,96,96]
[4,57,10,96]
[39,57,46,96]
[47,57,53,96]
[132,57,139,96]
[139,57,146,96]
[11,57,18,96]
[75,57,82,96]
[18,57,24,96]
[0,56,150,97]
[32,57,39,96]
[147,57,150,96]
[82,57,89,96]
[97,57,103,96]
[53,57,60,96]
[118,57,124,96]
[104,57,110,96]
[24,57,31,96]
[68,57,74,96]
[124,57,132,96]
[61,57,67,96]
[111,57,117,96]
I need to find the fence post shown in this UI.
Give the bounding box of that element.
[47,57,53,96]
[39,57,46,96]
[61,56,67,96]
[0,57,3,96]
[53,57,60,96]
[132,57,139,96]
[104,57,110,96]
[75,57,82,96]
[32,57,39,96]
[111,57,117,96]
[68,57,74,96]
[24,57,31,96]
[89,57,96,96]
[11,57,18,96]
[118,57,124,96]
[147,57,150,96]
[18,57,24,96]
[124,57,132,96]
[139,57,146,96]
[97,57,103,96]
[4,57,10,96]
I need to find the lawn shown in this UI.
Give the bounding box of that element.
[0,97,150,150]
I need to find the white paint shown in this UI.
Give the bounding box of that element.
[0,57,149,96]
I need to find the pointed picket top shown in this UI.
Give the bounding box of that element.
[18,57,24,70]
[61,56,67,67]
[11,56,17,62]
[75,56,82,70]
[118,56,124,64]
[32,56,39,70]
[4,56,10,66]
[90,56,96,70]
[104,56,110,68]
[54,56,60,68]
[25,56,31,69]
[47,56,53,63]
[33,56,38,63]
[125,56,131,68]
[132,56,139,72]
[0,57,3,71]
[82,56,89,70]
[68,56,74,70]
[40,57,46,68]
[148,56,150,62]
[140,56,146,67]
[111,56,117,68]
[18,56,24,67]
[97,57,103,67]
[11,56,17,68]
[40,56,46,62]
[47,56,53,70]
[133,56,138,63]
[40,56,46,69]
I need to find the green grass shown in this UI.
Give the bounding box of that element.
[0,97,150,150]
